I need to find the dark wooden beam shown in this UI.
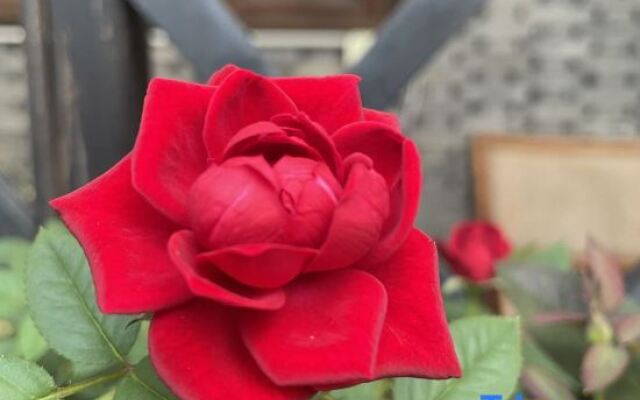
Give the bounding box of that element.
[49,0,148,178]
[23,0,148,223]
[0,0,19,24]
[224,0,399,30]
[23,0,63,224]
[353,0,487,109]
[129,0,269,80]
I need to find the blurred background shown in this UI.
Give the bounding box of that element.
[1,0,640,258]
[2,2,640,398]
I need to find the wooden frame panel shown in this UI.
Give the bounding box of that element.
[472,134,640,263]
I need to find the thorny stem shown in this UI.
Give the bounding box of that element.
[39,367,130,400]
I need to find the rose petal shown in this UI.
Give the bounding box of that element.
[207,64,241,86]
[333,121,404,188]
[369,229,461,379]
[274,156,341,247]
[132,78,213,225]
[198,244,317,289]
[271,113,342,177]
[188,157,287,249]
[150,300,314,400]
[363,108,401,131]
[366,140,422,264]
[223,121,323,162]
[204,69,297,161]
[50,156,191,313]
[273,75,363,134]
[307,155,389,272]
[240,269,388,386]
[168,231,285,310]
[443,221,512,282]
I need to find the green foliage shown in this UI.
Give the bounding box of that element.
[394,316,522,400]
[328,380,390,400]
[0,237,48,360]
[26,227,140,376]
[497,262,586,318]
[0,357,56,400]
[16,316,48,361]
[522,339,578,390]
[520,365,576,400]
[114,358,176,400]
[507,242,572,272]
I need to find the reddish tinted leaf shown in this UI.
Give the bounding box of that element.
[532,312,588,325]
[583,238,625,313]
[615,313,640,345]
[521,365,576,400]
[581,343,629,393]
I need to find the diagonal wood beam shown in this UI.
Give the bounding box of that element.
[128,0,270,81]
[352,0,487,109]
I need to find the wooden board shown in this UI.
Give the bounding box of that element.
[225,0,398,29]
[0,0,19,23]
[472,134,640,264]
[0,0,398,27]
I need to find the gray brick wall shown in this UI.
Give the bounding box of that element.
[399,0,640,236]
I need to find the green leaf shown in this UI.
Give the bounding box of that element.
[26,227,140,375]
[394,316,521,400]
[522,339,578,389]
[507,243,572,271]
[127,321,150,365]
[16,316,48,361]
[329,380,390,400]
[528,324,586,379]
[0,356,56,400]
[520,365,576,400]
[114,358,176,400]
[497,263,586,318]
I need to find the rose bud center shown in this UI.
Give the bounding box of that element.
[188,155,342,251]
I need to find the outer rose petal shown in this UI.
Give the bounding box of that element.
[333,121,404,188]
[198,244,318,289]
[307,155,389,272]
[169,231,285,310]
[150,300,315,400]
[363,108,401,131]
[273,75,363,134]
[369,229,461,379]
[50,156,191,313]
[241,269,388,386]
[367,140,422,264]
[204,69,297,161]
[132,78,214,225]
[333,122,421,265]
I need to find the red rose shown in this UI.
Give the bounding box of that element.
[51,65,460,399]
[441,221,512,283]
